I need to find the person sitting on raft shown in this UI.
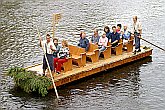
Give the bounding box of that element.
[110,26,120,47]
[104,26,111,41]
[90,29,100,45]
[121,24,131,45]
[53,38,61,58]
[98,32,108,56]
[116,24,122,34]
[54,40,70,74]
[78,32,89,51]
[116,24,123,38]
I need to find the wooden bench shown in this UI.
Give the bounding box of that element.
[125,40,133,52]
[69,45,86,67]
[86,43,99,63]
[62,57,72,72]
[111,39,123,55]
[123,35,134,52]
[100,42,111,59]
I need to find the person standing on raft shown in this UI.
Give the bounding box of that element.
[132,16,142,54]
[39,34,56,76]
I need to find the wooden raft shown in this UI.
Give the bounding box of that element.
[27,47,152,89]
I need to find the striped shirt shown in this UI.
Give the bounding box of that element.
[58,47,70,58]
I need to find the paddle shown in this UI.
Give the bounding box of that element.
[37,26,59,99]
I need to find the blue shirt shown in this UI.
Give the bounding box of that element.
[91,35,100,44]
[122,30,130,40]
[78,37,89,51]
[106,32,111,41]
[110,32,120,43]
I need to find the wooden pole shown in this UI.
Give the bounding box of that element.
[52,14,55,38]
[37,26,59,99]
[129,31,165,52]
[141,37,165,52]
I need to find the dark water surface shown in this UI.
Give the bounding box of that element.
[0,0,165,110]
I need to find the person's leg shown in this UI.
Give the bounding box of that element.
[54,58,59,72]
[48,54,54,72]
[56,58,67,73]
[137,34,141,51]
[99,46,106,56]
[135,34,138,50]
[43,55,47,75]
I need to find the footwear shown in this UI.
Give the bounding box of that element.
[137,49,141,52]
[56,71,60,74]
[133,50,136,55]
[143,46,147,49]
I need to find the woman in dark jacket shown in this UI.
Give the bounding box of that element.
[104,26,111,41]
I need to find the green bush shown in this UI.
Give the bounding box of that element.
[7,67,52,96]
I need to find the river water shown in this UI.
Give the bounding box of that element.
[0,0,165,110]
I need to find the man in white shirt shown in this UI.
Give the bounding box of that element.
[39,34,56,76]
[132,16,142,54]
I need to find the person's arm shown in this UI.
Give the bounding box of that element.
[96,36,100,45]
[78,39,81,46]
[98,38,102,45]
[138,22,142,38]
[50,45,56,51]
[103,38,108,47]
[106,32,110,40]
[109,33,112,42]
[90,36,93,43]
[111,40,118,44]
[50,42,56,51]
[85,39,89,51]
[112,34,120,44]
[39,37,42,47]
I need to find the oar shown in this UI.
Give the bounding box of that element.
[37,26,59,99]
[140,37,165,52]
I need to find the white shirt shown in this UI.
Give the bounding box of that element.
[41,40,56,54]
[98,37,108,47]
[132,21,142,33]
